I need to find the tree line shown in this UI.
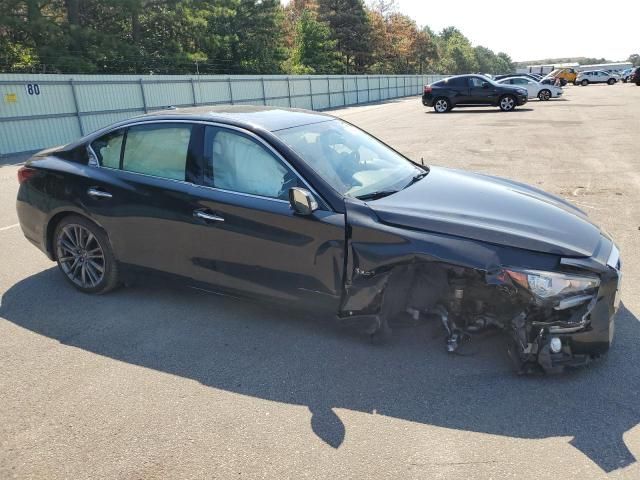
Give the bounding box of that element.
[515,56,640,67]
[0,0,515,75]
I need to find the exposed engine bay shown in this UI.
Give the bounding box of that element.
[340,261,617,374]
[338,200,621,375]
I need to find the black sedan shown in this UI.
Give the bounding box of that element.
[16,106,621,373]
[422,75,529,113]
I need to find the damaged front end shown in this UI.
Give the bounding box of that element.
[339,200,621,374]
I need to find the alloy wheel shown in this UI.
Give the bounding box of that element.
[56,223,105,289]
[500,96,515,111]
[434,99,449,113]
[539,90,551,101]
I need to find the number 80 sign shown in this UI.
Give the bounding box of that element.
[25,84,41,96]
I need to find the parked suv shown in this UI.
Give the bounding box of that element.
[630,67,640,86]
[620,68,634,83]
[422,75,528,113]
[576,70,618,86]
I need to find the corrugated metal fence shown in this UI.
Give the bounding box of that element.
[0,74,445,155]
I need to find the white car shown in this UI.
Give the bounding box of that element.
[576,70,618,86]
[496,76,563,101]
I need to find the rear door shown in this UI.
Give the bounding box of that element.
[88,121,204,279]
[185,125,345,308]
[439,76,471,105]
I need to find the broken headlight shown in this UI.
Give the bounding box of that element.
[505,269,600,300]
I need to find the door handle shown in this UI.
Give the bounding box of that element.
[87,187,112,199]
[194,210,224,222]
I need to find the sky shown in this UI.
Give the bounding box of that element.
[282,0,638,62]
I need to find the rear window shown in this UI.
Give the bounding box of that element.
[122,124,193,181]
[441,77,466,87]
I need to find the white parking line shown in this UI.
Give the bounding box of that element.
[0,223,19,232]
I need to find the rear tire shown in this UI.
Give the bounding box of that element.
[581,79,589,86]
[54,215,119,294]
[433,97,450,113]
[538,89,551,101]
[499,95,516,111]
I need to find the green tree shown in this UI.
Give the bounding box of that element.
[474,46,496,73]
[494,52,514,74]
[317,0,371,73]
[287,9,341,74]
[438,27,478,74]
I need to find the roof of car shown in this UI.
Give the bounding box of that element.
[139,105,335,132]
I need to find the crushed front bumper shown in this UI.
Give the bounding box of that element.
[528,248,621,373]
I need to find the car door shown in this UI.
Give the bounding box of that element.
[87,121,205,279]
[524,79,538,98]
[185,124,346,309]
[468,76,498,104]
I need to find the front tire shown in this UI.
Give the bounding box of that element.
[538,89,551,101]
[54,215,119,294]
[433,97,450,113]
[581,79,589,86]
[499,95,516,111]
[607,78,616,85]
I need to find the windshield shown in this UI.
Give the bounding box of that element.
[275,120,424,199]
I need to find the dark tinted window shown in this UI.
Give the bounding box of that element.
[91,129,124,169]
[122,123,193,181]
[203,127,299,200]
[441,77,466,88]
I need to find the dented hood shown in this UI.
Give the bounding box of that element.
[367,166,602,257]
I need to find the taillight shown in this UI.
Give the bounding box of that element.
[423,85,432,94]
[17,166,37,184]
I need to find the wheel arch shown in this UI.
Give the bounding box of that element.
[434,95,452,106]
[46,210,110,260]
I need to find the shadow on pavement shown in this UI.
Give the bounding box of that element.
[2,268,639,473]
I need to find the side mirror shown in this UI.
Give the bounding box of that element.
[289,187,318,216]
[482,82,490,89]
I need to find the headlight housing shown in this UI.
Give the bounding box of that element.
[517,89,527,95]
[505,268,600,300]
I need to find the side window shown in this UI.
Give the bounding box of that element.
[122,123,193,181]
[468,77,484,88]
[204,127,298,200]
[91,129,124,169]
